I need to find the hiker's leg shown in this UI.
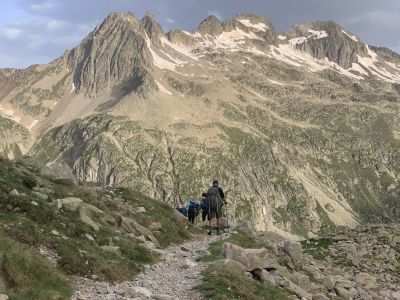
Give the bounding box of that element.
[202,211,207,226]
[189,212,195,224]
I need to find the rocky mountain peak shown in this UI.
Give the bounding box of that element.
[286,20,367,69]
[140,12,165,47]
[100,11,139,29]
[370,46,400,62]
[228,13,278,44]
[197,15,223,36]
[232,13,274,29]
[65,11,155,98]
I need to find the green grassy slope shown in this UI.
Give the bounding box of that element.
[0,156,198,299]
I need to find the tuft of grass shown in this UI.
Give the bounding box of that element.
[118,188,200,247]
[199,264,288,300]
[0,233,72,300]
[300,237,333,260]
[0,156,199,285]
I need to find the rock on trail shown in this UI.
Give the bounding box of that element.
[72,234,224,300]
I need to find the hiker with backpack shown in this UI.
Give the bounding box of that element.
[176,204,188,217]
[206,179,227,235]
[187,198,199,224]
[200,192,209,226]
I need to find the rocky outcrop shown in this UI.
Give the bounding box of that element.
[219,226,400,299]
[370,46,400,61]
[53,197,83,212]
[0,116,29,159]
[140,12,164,48]
[231,13,278,44]
[222,242,277,271]
[65,12,156,97]
[197,15,223,36]
[286,21,368,69]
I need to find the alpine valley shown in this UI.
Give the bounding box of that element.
[1,11,400,237]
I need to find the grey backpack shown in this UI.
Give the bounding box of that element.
[207,186,223,211]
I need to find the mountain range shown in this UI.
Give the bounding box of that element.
[1,11,400,236]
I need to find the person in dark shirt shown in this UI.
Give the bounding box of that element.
[207,179,226,235]
[214,180,225,203]
[200,192,209,226]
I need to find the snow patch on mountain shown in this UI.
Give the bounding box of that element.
[183,28,266,56]
[308,29,328,40]
[269,44,326,71]
[215,28,263,46]
[350,63,369,76]
[341,30,358,42]
[181,31,202,39]
[161,37,199,61]
[289,30,327,46]
[146,33,183,71]
[155,81,173,95]
[237,19,268,31]
[289,37,307,46]
[269,44,366,80]
[268,79,287,86]
[356,46,400,83]
[27,119,39,131]
[278,35,287,40]
[150,47,179,70]
[385,61,400,70]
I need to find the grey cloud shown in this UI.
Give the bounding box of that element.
[1,0,400,68]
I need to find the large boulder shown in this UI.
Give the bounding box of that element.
[282,241,303,269]
[133,222,160,248]
[355,272,377,289]
[118,216,160,248]
[291,273,311,291]
[119,216,135,233]
[334,286,351,300]
[79,204,104,231]
[221,242,277,271]
[234,220,257,237]
[40,161,79,186]
[124,287,152,298]
[260,269,276,287]
[54,197,83,212]
[213,259,246,273]
[286,280,313,299]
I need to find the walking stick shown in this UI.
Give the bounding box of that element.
[224,202,229,234]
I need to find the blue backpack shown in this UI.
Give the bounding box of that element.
[178,207,188,217]
[188,201,198,214]
[200,198,208,209]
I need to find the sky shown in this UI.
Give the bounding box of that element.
[0,0,399,68]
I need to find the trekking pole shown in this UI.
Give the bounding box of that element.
[225,203,229,234]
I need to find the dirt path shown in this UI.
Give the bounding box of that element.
[72,234,225,300]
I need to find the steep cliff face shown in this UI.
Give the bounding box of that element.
[65,12,156,98]
[286,21,367,69]
[0,115,30,159]
[2,11,400,236]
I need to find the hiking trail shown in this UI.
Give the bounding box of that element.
[72,233,226,300]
